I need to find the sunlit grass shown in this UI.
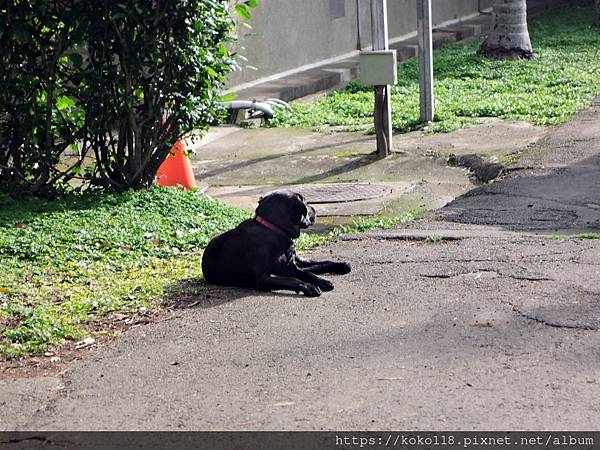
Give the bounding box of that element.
[272,6,600,133]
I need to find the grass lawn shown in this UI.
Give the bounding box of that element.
[272,5,600,133]
[0,187,415,358]
[0,188,249,358]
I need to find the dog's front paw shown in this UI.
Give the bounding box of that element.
[316,278,334,292]
[333,262,351,274]
[302,283,322,297]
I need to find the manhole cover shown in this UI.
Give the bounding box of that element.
[295,183,392,204]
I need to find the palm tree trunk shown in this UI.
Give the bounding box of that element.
[480,0,533,60]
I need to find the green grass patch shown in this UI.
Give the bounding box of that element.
[551,232,600,240]
[272,6,600,133]
[295,211,419,251]
[0,188,417,358]
[0,187,251,358]
[425,235,443,244]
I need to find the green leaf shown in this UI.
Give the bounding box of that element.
[234,4,252,20]
[56,96,76,111]
[220,92,238,102]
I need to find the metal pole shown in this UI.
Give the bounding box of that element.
[417,0,434,123]
[371,0,392,157]
[357,0,362,50]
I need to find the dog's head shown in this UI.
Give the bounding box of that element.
[255,190,316,239]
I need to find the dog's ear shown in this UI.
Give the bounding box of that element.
[255,191,308,239]
[297,202,313,229]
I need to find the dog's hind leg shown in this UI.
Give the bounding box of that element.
[295,255,351,275]
[287,265,335,292]
[256,274,322,297]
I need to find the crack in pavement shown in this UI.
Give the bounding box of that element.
[343,235,463,242]
[502,300,599,331]
[419,268,553,282]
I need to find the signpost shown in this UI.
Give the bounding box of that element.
[362,0,434,155]
[417,0,434,122]
[368,0,393,157]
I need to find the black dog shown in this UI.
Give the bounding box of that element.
[202,191,351,296]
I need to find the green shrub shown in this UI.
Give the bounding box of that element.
[0,0,237,195]
[0,1,84,196]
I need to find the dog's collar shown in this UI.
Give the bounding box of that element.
[255,215,289,237]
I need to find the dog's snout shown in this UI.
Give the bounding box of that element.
[308,205,316,224]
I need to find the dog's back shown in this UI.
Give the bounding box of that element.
[202,219,287,288]
[202,220,253,287]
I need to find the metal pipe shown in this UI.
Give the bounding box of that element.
[417,0,434,122]
[264,98,291,110]
[223,100,275,123]
[356,0,362,50]
[370,0,389,51]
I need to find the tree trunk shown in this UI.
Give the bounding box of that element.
[594,0,600,28]
[480,0,533,60]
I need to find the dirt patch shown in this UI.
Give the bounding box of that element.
[0,308,171,380]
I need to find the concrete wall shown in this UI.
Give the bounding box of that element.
[480,0,494,10]
[228,0,486,88]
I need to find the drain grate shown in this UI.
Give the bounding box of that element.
[294,183,392,204]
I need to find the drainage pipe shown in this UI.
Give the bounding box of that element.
[223,100,275,123]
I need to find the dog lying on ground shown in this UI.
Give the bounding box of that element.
[202,191,351,296]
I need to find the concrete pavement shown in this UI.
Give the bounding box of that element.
[189,119,546,225]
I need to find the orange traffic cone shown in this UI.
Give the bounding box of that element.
[156,139,196,190]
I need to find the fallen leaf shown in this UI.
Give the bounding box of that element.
[44,351,55,357]
[112,313,129,320]
[15,223,23,229]
[75,337,95,350]
[0,287,10,294]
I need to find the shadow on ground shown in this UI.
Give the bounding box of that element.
[198,135,374,180]
[436,153,600,233]
[165,278,302,309]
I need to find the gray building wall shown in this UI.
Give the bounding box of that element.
[229,0,486,88]
[479,0,494,10]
